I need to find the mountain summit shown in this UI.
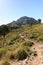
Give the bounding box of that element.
[8,16,38,27]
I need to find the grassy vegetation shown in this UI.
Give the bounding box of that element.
[37,35,43,41]
[23,41,34,47]
[19,24,43,41]
[0,24,43,63]
[2,61,10,65]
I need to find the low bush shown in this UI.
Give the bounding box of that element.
[29,50,37,56]
[11,36,20,41]
[9,54,14,60]
[37,35,43,41]
[0,49,6,59]
[30,33,38,39]
[14,50,28,60]
[2,61,10,65]
[8,42,13,45]
[23,41,34,47]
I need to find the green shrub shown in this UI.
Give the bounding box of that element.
[11,36,20,41]
[9,54,14,60]
[0,49,6,58]
[2,61,10,65]
[29,51,37,56]
[8,42,13,45]
[23,41,34,47]
[37,35,43,41]
[15,50,28,60]
[30,33,38,39]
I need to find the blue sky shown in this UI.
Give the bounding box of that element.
[0,0,43,25]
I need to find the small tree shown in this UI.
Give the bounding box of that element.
[1,25,9,37]
[0,25,10,46]
[38,19,41,24]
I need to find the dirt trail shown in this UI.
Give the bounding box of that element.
[28,39,43,65]
[25,38,43,65]
[11,38,43,65]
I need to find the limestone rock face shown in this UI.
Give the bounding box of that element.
[8,16,38,27]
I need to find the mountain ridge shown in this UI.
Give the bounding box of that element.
[7,16,38,27]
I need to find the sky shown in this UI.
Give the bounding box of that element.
[0,0,43,25]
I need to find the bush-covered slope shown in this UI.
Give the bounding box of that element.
[0,23,43,65]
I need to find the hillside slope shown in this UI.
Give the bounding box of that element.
[0,24,43,65]
[11,39,43,65]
